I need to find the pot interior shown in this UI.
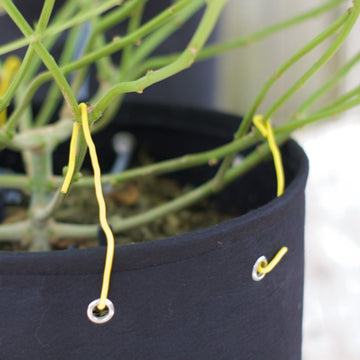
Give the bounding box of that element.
[0,102,307,235]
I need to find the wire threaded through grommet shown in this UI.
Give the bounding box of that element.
[87,298,115,324]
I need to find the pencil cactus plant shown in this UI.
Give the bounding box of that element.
[0,0,359,251]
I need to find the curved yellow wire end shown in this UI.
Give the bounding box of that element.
[79,103,115,311]
[0,55,21,125]
[61,122,80,194]
[257,246,288,275]
[253,115,285,197]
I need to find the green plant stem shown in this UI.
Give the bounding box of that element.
[49,134,287,240]
[20,1,79,87]
[211,5,354,191]
[129,1,203,73]
[93,36,118,83]
[0,116,73,151]
[0,174,31,189]
[321,85,360,110]
[0,0,123,56]
[0,221,31,244]
[134,0,347,77]
[35,26,82,127]
[118,1,146,80]
[90,0,225,122]
[278,96,360,133]
[295,52,360,117]
[58,0,197,72]
[262,2,360,123]
[34,128,259,222]
[94,0,144,34]
[240,8,352,138]
[5,0,201,130]
[89,0,148,132]
[70,131,259,187]
[201,0,348,60]
[1,0,80,119]
[92,0,203,132]
[0,0,64,115]
[36,0,55,32]
[26,149,53,250]
[0,129,258,196]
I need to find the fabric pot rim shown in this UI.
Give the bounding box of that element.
[0,103,309,276]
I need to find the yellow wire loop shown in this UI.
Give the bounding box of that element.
[79,103,115,311]
[0,55,21,125]
[253,115,285,197]
[61,122,80,194]
[257,246,288,275]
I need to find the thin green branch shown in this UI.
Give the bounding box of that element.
[0,174,31,189]
[0,220,31,243]
[35,26,83,127]
[91,0,225,122]
[0,0,124,56]
[296,52,360,117]
[239,8,352,137]
[20,0,79,86]
[94,0,144,34]
[262,2,360,123]
[211,5,355,191]
[5,0,202,130]
[200,0,348,61]
[134,0,348,77]
[1,0,79,118]
[118,1,146,79]
[0,116,73,151]
[67,131,259,188]
[277,96,360,133]
[323,85,360,109]
[129,0,203,74]
[0,0,58,116]
[50,135,285,240]
[91,0,203,132]
[36,0,55,32]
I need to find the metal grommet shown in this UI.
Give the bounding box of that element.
[87,298,115,324]
[252,255,268,281]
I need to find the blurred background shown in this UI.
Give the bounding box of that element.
[216,1,360,359]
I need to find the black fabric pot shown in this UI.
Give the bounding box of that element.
[0,103,308,360]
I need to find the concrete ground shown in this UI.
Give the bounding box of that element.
[295,112,360,360]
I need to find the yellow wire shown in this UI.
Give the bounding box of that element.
[257,246,288,274]
[0,56,21,125]
[253,115,285,197]
[265,121,285,196]
[61,122,80,194]
[253,115,268,137]
[79,103,115,311]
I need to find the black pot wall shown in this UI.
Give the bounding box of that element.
[0,103,308,360]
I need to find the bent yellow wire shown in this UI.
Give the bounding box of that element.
[61,122,79,194]
[0,55,21,125]
[253,115,285,197]
[79,103,115,311]
[61,103,115,312]
[257,246,288,274]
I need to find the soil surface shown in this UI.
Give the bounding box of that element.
[2,175,234,250]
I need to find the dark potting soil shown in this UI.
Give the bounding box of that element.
[2,175,234,250]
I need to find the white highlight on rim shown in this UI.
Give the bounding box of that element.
[252,255,268,281]
[87,298,115,324]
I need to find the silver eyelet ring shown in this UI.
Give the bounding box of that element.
[87,298,115,324]
[252,255,268,281]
